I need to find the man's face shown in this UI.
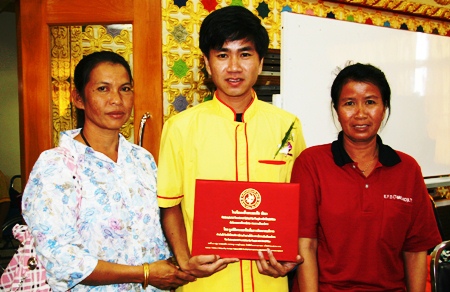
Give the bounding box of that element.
[204,39,263,106]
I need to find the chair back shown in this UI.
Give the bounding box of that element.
[8,175,22,211]
[430,196,445,240]
[430,240,450,292]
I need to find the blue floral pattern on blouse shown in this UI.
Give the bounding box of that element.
[22,129,171,291]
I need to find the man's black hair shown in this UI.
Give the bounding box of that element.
[199,6,269,60]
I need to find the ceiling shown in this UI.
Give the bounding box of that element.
[1,0,449,14]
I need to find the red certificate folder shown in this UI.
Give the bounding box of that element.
[192,179,300,261]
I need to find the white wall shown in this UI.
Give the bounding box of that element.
[281,12,450,178]
[0,12,21,180]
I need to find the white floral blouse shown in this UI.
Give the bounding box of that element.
[22,129,171,291]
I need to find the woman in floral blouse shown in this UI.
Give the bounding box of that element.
[21,51,195,291]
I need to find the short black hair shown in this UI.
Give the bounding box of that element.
[74,51,132,99]
[199,6,269,60]
[74,51,132,127]
[331,63,391,120]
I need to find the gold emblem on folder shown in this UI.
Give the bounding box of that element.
[240,188,261,210]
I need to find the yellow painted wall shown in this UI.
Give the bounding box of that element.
[0,12,20,181]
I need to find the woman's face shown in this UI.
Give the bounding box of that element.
[336,81,386,144]
[77,62,134,131]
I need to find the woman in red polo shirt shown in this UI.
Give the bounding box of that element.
[291,63,441,292]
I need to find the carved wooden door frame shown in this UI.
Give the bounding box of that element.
[17,0,162,181]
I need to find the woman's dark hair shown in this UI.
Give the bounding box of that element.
[74,51,132,128]
[199,6,269,60]
[331,63,391,121]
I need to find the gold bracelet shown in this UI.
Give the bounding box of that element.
[142,262,150,289]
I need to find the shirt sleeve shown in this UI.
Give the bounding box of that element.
[157,118,184,208]
[291,149,319,238]
[22,149,97,291]
[402,158,442,252]
[292,117,307,158]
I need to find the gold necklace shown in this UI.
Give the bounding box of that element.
[359,158,376,174]
[358,145,378,175]
[352,145,379,174]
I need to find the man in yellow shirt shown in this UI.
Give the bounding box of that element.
[157,5,306,291]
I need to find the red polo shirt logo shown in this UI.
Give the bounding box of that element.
[383,194,413,203]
